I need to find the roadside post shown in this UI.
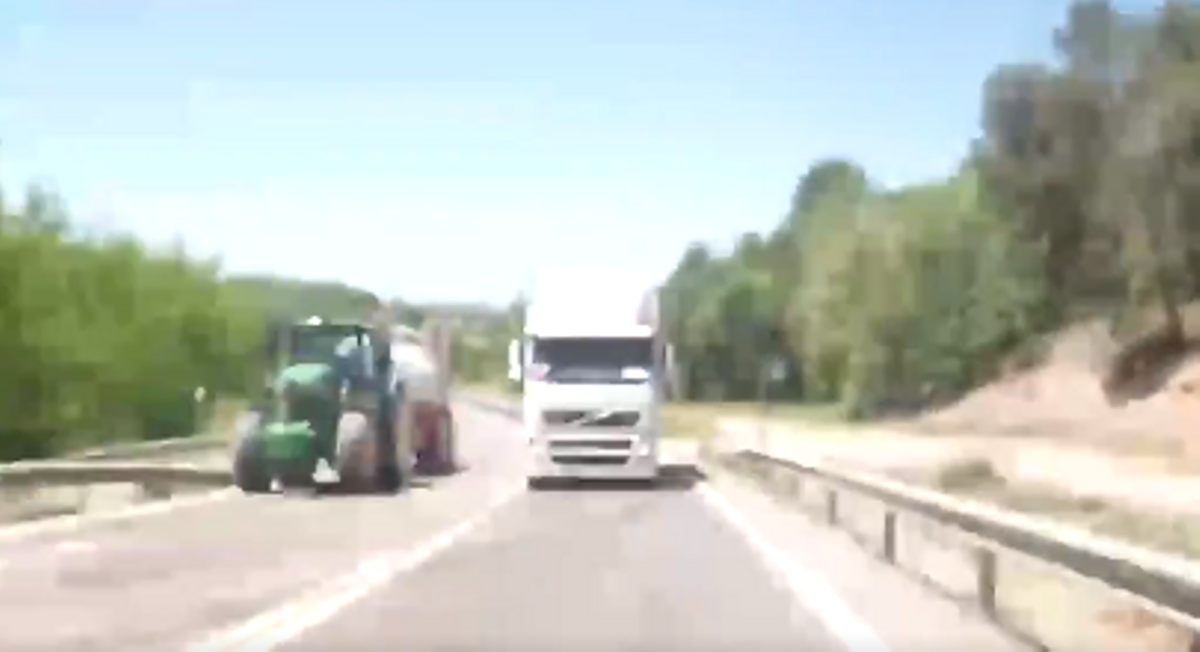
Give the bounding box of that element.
[757,355,788,454]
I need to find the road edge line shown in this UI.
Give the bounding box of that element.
[694,481,892,652]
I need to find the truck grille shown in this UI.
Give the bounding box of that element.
[541,409,640,428]
[546,435,635,466]
[550,454,630,466]
[550,439,631,451]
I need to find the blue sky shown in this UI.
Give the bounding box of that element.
[0,1,1118,304]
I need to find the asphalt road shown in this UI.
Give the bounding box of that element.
[0,401,1027,652]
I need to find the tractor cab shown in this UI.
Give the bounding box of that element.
[264,318,389,408]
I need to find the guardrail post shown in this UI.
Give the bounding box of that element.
[975,546,997,618]
[825,487,838,525]
[138,481,173,502]
[74,486,90,513]
[881,510,897,563]
[772,466,789,494]
[788,473,803,500]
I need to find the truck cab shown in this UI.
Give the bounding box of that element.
[509,274,670,487]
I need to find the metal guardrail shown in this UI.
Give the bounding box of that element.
[0,461,232,489]
[725,450,1200,631]
[462,392,1200,647]
[0,417,250,521]
[64,434,230,461]
[63,411,259,461]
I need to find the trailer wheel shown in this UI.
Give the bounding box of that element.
[233,432,271,494]
[440,411,457,474]
[422,411,454,475]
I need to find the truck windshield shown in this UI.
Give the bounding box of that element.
[530,337,653,384]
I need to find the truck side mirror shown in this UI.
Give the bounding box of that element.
[507,339,523,382]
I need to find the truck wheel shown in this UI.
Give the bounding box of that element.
[335,412,374,492]
[233,432,271,494]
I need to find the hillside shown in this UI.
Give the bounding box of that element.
[921,314,1200,461]
[659,1,1200,432]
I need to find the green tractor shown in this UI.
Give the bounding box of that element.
[233,316,408,494]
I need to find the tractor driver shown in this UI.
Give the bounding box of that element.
[334,334,373,391]
[331,331,405,489]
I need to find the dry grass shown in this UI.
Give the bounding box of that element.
[662,401,845,440]
[458,384,847,442]
[991,486,1200,559]
[460,381,520,399]
[208,398,250,438]
[911,456,1200,559]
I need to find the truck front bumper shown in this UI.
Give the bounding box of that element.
[530,437,659,480]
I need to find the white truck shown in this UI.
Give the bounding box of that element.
[508,271,672,488]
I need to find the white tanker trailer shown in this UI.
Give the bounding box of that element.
[391,322,457,474]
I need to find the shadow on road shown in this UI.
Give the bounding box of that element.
[310,476,437,497]
[529,463,706,493]
[306,459,473,496]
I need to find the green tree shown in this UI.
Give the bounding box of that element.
[0,178,396,460]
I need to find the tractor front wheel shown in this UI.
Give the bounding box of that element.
[233,432,271,494]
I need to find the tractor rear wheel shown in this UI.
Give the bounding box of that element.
[375,461,402,494]
[233,432,271,494]
[378,415,404,493]
[335,412,375,492]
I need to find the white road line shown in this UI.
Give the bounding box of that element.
[53,539,99,554]
[694,482,892,652]
[0,488,238,543]
[188,482,525,651]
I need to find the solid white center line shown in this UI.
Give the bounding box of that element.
[188,482,525,651]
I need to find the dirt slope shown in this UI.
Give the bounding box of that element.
[921,320,1200,461]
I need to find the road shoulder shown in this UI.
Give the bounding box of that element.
[699,466,1031,652]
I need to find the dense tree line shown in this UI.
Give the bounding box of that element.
[663,1,1200,418]
[434,304,516,384]
[230,275,384,322]
[0,183,391,460]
